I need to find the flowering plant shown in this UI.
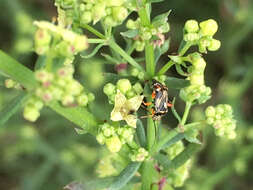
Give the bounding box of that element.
[0,0,237,189]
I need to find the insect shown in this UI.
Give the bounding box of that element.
[142,80,173,120]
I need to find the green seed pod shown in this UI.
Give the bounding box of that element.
[184,19,199,33]
[117,79,132,94]
[199,19,218,36]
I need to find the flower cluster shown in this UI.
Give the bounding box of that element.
[184,19,221,53]
[104,79,143,128]
[166,141,192,187]
[34,21,88,62]
[205,104,237,139]
[129,147,149,162]
[180,53,211,104]
[126,17,170,51]
[96,123,135,153]
[55,0,132,27]
[23,66,94,122]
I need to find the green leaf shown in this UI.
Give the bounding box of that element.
[147,0,164,3]
[34,55,46,70]
[48,101,98,135]
[165,77,190,89]
[136,119,146,147]
[161,133,185,150]
[175,64,188,77]
[170,143,201,170]
[154,153,171,170]
[141,161,158,190]
[108,162,141,190]
[120,30,139,38]
[154,38,170,63]
[101,53,120,64]
[171,98,181,122]
[0,93,29,126]
[152,10,171,28]
[0,50,37,90]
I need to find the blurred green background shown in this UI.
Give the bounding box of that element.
[1,0,253,189]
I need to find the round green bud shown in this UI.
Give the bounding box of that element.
[206,117,214,125]
[133,82,143,94]
[227,130,236,139]
[158,75,167,83]
[79,3,86,12]
[56,41,74,57]
[66,80,83,96]
[96,133,105,144]
[215,127,225,136]
[92,3,106,24]
[109,94,116,104]
[85,3,93,10]
[103,83,116,96]
[104,16,117,27]
[5,79,16,88]
[126,89,136,98]
[106,0,125,6]
[137,72,145,80]
[184,19,199,33]
[199,19,218,36]
[105,136,122,153]
[112,6,128,23]
[88,93,95,102]
[34,28,51,46]
[105,8,112,15]
[23,106,40,122]
[61,94,74,106]
[117,79,132,94]
[135,40,145,52]
[77,94,89,106]
[216,105,224,115]
[81,11,92,24]
[140,27,152,40]
[208,39,221,51]
[205,106,216,117]
[130,67,139,77]
[74,35,88,52]
[34,100,44,110]
[103,127,115,137]
[126,19,137,29]
[184,33,199,42]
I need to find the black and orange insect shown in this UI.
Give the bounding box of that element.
[142,80,172,120]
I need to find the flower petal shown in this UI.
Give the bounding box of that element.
[125,114,137,128]
[111,108,123,121]
[126,95,144,111]
[114,90,127,109]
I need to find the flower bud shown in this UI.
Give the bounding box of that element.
[117,79,132,94]
[77,94,89,106]
[73,35,88,52]
[184,20,199,33]
[184,33,199,42]
[56,41,74,57]
[81,11,92,24]
[88,93,95,102]
[104,16,117,27]
[112,6,128,23]
[104,83,116,96]
[5,79,16,88]
[208,39,221,51]
[92,3,106,24]
[106,0,125,6]
[126,89,136,98]
[126,19,138,29]
[129,67,139,77]
[137,71,145,80]
[205,106,216,117]
[133,82,143,94]
[158,22,170,33]
[105,136,122,153]
[199,19,218,36]
[61,94,74,106]
[23,106,40,122]
[135,41,145,52]
[96,133,106,144]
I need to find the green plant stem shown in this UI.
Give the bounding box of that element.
[178,42,192,56]
[109,40,144,72]
[145,43,155,77]
[180,101,192,126]
[157,61,174,75]
[87,39,106,44]
[81,23,106,39]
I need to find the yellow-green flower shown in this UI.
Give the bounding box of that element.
[110,90,143,128]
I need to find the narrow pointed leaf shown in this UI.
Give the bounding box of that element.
[0,93,29,126]
[165,77,190,89]
[108,162,141,190]
[120,30,139,38]
[136,119,146,147]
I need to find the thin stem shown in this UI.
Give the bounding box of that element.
[87,39,106,44]
[157,61,174,75]
[180,101,192,125]
[109,40,144,72]
[178,42,192,56]
[81,23,106,39]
